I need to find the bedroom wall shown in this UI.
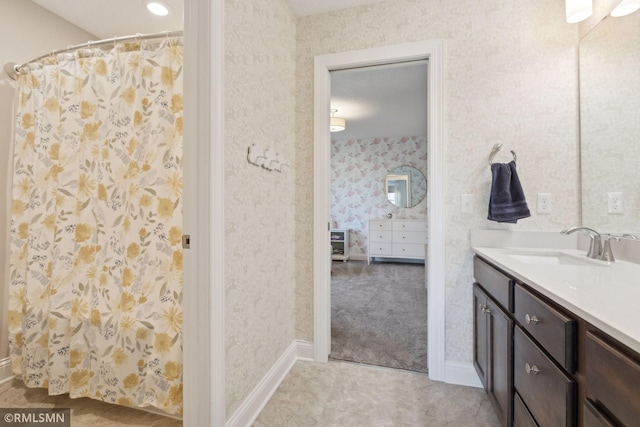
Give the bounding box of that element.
[295,0,580,362]
[224,0,297,419]
[331,135,428,257]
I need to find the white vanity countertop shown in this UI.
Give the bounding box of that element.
[473,246,640,354]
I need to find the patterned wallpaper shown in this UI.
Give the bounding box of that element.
[580,12,640,233]
[295,0,580,361]
[224,0,297,418]
[331,136,428,256]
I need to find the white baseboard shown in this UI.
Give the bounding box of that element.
[0,358,14,385]
[226,340,313,427]
[444,360,482,388]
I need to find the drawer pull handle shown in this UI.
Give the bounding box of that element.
[525,314,540,325]
[480,305,491,314]
[525,363,540,375]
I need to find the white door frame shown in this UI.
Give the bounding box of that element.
[183,0,225,425]
[313,40,446,381]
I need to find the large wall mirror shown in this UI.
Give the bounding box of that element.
[580,9,640,235]
[385,165,427,208]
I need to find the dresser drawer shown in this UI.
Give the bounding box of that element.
[514,392,538,427]
[514,326,576,427]
[394,231,428,245]
[392,243,424,258]
[514,283,576,372]
[370,230,392,243]
[586,331,640,426]
[369,242,392,255]
[370,220,392,231]
[473,256,512,312]
[392,220,427,232]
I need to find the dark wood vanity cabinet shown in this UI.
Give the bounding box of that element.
[585,331,640,426]
[473,255,640,427]
[473,258,513,427]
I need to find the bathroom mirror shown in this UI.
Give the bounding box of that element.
[385,166,426,208]
[579,10,640,234]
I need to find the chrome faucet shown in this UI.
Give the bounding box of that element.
[561,227,602,259]
[601,237,619,262]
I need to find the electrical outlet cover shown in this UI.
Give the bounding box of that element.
[537,193,552,214]
[608,192,624,214]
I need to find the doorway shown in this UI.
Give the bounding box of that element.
[328,62,428,372]
[313,40,445,381]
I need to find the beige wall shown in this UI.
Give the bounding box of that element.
[0,0,95,361]
[295,0,581,361]
[224,0,297,418]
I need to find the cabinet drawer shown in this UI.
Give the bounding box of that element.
[369,242,392,255]
[514,392,538,427]
[370,230,392,243]
[473,256,512,312]
[514,283,576,372]
[395,231,428,244]
[514,326,576,427]
[586,331,640,426]
[392,220,427,232]
[583,399,617,427]
[370,220,392,231]
[392,243,424,258]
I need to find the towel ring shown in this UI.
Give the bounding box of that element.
[488,143,517,166]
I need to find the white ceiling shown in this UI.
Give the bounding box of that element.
[31,0,385,38]
[32,0,422,140]
[32,0,184,38]
[331,62,428,141]
[285,0,386,18]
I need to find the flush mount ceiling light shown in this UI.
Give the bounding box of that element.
[566,0,592,23]
[330,109,346,132]
[143,0,170,16]
[610,0,640,17]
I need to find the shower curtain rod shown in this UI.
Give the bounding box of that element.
[5,30,183,81]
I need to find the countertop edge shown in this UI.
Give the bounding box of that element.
[472,246,640,355]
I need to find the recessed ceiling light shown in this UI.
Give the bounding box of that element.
[143,0,170,16]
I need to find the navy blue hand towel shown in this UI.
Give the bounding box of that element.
[487,161,531,223]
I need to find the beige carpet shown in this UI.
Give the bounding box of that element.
[0,379,182,427]
[330,260,428,373]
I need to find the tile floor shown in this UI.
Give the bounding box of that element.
[0,379,182,426]
[254,360,500,426]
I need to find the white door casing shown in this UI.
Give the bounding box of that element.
[313,40,445,380]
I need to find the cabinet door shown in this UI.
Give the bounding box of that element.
[473,284,489,389]
[474,284,513,427]
[486,296,513,427]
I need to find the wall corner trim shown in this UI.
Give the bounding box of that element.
[444,360,482,388]
[0,358,13,385]
[225,340,314,427]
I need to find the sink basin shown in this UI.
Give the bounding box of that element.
[507,251,607,267]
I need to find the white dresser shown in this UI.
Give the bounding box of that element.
[368,219,428,264]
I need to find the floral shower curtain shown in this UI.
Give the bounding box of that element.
[8,38,184,414]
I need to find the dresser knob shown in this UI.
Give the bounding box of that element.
[525,363,540,375]
[525,314,540,325]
